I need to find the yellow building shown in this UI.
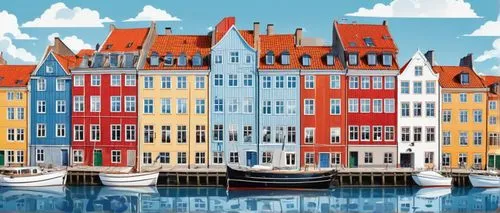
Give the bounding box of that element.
[482,76,499,169]
[0,65,35,166]
[435,60,488,169]
[138,33,211,169]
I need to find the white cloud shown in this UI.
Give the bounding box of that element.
[207,26,213,31]
[124,5,180,22]
[0,38,37,62]
[22,2,114,28]
[465,15,500,36]
[475,38,500,62]
[0,10,37,63]
[47,33,91,53]
[346,0,480,18]
[491,65,500,72]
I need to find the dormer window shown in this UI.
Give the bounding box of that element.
[92,54,104,68]
[46,63,54,73]
[150,52,159,66]
[192,53,202,67]
[105,44,113,50]
[281,51,290,65]
[363,37,375,47]
[348,53,358,66]
[126,42,133,48]
[367,53,377,66]
[124,53,135,68]
[302,54,311,66]
[382,53,392,66]
[326,53,334,66]
[178,53,187,66]
[110,54,119,68]
[164,53,174,66]
[265,51,274,65]
[460,72,470,85]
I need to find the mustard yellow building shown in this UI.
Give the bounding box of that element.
[435,57,488,169]
[482,76,499,169]
[0,65,35,166]
[138,32,211,169]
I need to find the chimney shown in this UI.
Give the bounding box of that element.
[0,52,6,65]
[110,24,116,31]
[266,24,274,35]
[382,20,388,25]
[424,50,435,66]
[165,27,172,35]
[459,53,474,70]
[295,28,303,46]
[253,22,260,52]
[95,43,101,51]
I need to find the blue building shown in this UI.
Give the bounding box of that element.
[210,17,259,167]
[29,39,76,166]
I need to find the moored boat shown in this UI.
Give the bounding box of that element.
[226,166,336,190]
[0,167,67,187]
[469,171,500,188]
[411,171,452,187]
[99,170,159,186]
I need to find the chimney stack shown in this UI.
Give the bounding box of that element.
[424,50,435,66]
[95,43,101,51]
[459,53,474,70]
[253,22,260,52]
[295,28,303,46]
[0,52,7,65]
[109,24,116,31]
[382,20,388,25]
[266,24,274,35]
[165,27,172,35]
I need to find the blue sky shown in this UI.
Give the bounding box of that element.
[0,0,499,75]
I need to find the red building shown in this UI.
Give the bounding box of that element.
[71,24,155,167]
[334,21,399,168]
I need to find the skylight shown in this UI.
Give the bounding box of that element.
[363,37,375,47]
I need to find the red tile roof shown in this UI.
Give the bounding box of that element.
[213,17,255,48]
[335,22,399,70]
[77,49,95,58]
[144,35,211,70]
[0,65,36,87]
[433,66,486,88]
[53,53,81,73]
[482,75,500,87]
[100,28,149,52]
[259,34,343,70]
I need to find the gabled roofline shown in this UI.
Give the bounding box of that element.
[32,51,71,76]
[211,25,255,51]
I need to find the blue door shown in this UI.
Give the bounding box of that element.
[319,153,330,168]
[246,151,257,167]
[61,150,69,166]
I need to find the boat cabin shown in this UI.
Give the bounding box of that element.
[0,167,42,176]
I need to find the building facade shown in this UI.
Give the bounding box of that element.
[0,65,34,166]
[397,50,440,170]
[482,76,499,169]
[138,30,210,169]
[334,21,399,168]
[71,25,154,167]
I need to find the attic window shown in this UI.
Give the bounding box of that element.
[363,37,375,47]
[348,53,358,66]
[124,53,135,68]
[105,44,113,50]
[349,42,356,47]
[164,53,174,66]
[178,53,187,66]
[110,54,119,67]
[326,53,334,66]
[302,54,311,66]
[192,53,202,67]
[265,51,274,65]
[281,51,290,65]
[367,53,377,66]
[382,53,392,66]
[92,54,104,68]
[460,73,470,85]
[150,52,159,66]
[126,42,133,48]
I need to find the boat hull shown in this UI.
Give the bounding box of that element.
[469,174,500,188]
[0,170,67,187]
[99,171,159,186]
[226,166,335,190]
[412,173,452,187]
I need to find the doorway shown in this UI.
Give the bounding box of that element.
[400,153,414,168]
[127,150,136,167]
[246,151,257,167]
[94,150,103,166]
[61,149,69,166]
[0,151,4,166]
[319,153,330,168]
[349,152,358,168]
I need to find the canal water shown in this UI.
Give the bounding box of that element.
[0,187,497,212]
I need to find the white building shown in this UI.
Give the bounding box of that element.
[398,50,440,170]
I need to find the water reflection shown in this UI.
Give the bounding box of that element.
[0,187,497,212]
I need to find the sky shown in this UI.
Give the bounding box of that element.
[0,0,499,75]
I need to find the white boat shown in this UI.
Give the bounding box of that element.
[99,170,159,186]
[0,167,67,187]
[412,171,452,187]
[469,171,500,188]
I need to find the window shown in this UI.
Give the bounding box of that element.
[195,152,206,164]
[413,127,422,142]
[112,151,121,163]
[91,96,101,112]
[16,108,24,120]
[285,153,296,166]
[16,129,24,141]
[473,110,482,123]
[426,102,435,117]
[415,66,423,76]
[275,76,284,88]
[262,126,271,143]
[424,152,434,164]
[160,98,171,114]
[193,53,202,66]
[142,152,152,164]
[330,99,341,115]
[367,53,376,65]
[382,54,392,66]
[426,81,435,94]
[161,76,171,89]
[160,125,171,143]
[489,133,499,146]
[159,152,170,164]
[244,75,252,87]
[243,98,253,113]
[56,124,65,137]
[195,125,206,143]
[229,125,238,142]
[74,125,84,141]
[213,152,223,164]
[125,75,136,86]
[286,100,296,115]
[364,152,373,164]
[348,53,358,65]
[302,55,311,66]
[37,101,46,114]
[460,73,469,84]
[473,132,482,145]
[110,125,121,141]
[142,125,154,143]
[228,74,238,87]
[305,75,315,89]
[373,126,382,141]
[274,100,284,114]
[73,150,83,163]
[474,154,482,165]
[372,77,382,89]
[489,116,497,125]
[7,129,14,141]
[280,51,289,65]
[73,96,84,112]
[414,102,424,117]
[177,76,187,89]
[228,98,238,113]
[110,75,121,87]
[91,125,100,141]
[43,64,52,73]
[143,99,154,114]
[125,96,136,112]
[230,52,239,63]
[443,110,451,122]
[7,92,14,100]
[229,152,239,163]
[349,126,359,141]
[349,76,359,89]
[304,99,315,115]
[214,74,223,86]
[263,76,271,88]
[213,125,223,141]
[305,128,315,144]
[109,96,121,112]
[459,132,468,145]
[328,75,341,89]
[245,55,252,63]
[215,55,222,64]
[460,110,468,123]
[401,127,410,142]
[413,81,422,94]
[287,76,297,88]
[7,108,14,120]
[443,93,451,103]
[196,99,205,114]
[443,131,451,145]
[177,125,187,144]
[348,99,358,113]
[305,153,315,165]
[37,78,46,91]
[426,127,435,142]
[56,79,65,91]
[384,153,393,164]
[360,99,370,113]
[262,152,272,164]
[125,125,136,141]
[401,102,410,117]
[275,126,285,143]
[177,54,187,66]
[385,77,394,89]
[361,76,370,89]
[36,149,44,162]
[460,93,467,102]
[287,126,296,143]
[400,81,409,94]
[214,99,223,113]
[55,100,66,113]
[385,126,395,141]
[459,153,467,165]
[384,99,395,113]
[91,75,101,86]
[243,126,252,142]
[442,153,450,166]
[489,101,497,110]
[361,126,370,141]
[327,54,335,65]
[330,128,340,144]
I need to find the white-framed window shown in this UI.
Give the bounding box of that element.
[401,102,410,117]
[243,125,253,143]
[361,76,370,89]
[286,100,296,115]
[91,75,101,86]
[228,74,238,87]
[384,152,393,164]
[243,98,253,113]
[7,129,15,141]
[400,81,409,94]
[443,93,451,103]
[159,152,170,164]
[56,123,65,137]
[414,66,423,76]
[36,149,45,163]
[74,125,84,141]
[37,123,46,138]
[262,152,273,164]
[195,152,206,164]
[213,152,223,164]
[304,99,315,115]
[263,76,272,88]
[330,75,340,89]
[7,107,14,120]
[473,110,482,123]
[17,108,24,120]
[143,99,154,114]
[275,100,284,114]
[349,77,359,89]
[144,76,153,89]
[424,152,434,164]
[460,93,467,102]
[228,98,238,113]
[330,127,340,144]
[229,152,239,163]
[275,76,284,88]
[56,79,65,91]
[442,153,450,166]
[177,76,187,89]
[214,74,223,86]
[107,96,120,112]
[228,124,238,142]
[56,100,66,113]
[111,75,121,86]
[305,75,315,89]
[15,129,24,141]
[37,101,46,114]
[125,96,136,112]
[196,125,206,143]
[426,102,435,117]
[73,96,84,112]
[426,127,435,142]
[443,131,451,145]
[7,92,14,100]
[474,93,483,103]
[385,77,394,89]
[460,110,468,123]
[177,125,187,144]
[91,125,100,141]
[385,126,395,141]
[330,99,341,115]
[361,126,370,141]
[305,127,315,144]
[426,81,435,94]
[285,76,296,88]
[364,152,373,164]
[489,101,497,110]
[73,150,84,163]
[195,76,205,89]
[413,102,422,117]
[443,110,451,122]
[473,132,482,145]
[161,76,171,89]
[413,81,422,94]
[215,55,223,64]
[413,127,422,142]
[373,126,382,141]
[244,74,253,87]
[331,153,341,165]
[125,75,136,86]
[305,152,315,165]
[37,78,46,91]
[125,125,136,141]
[373,99,382,113]
[196,99,205,114]
[214,99,223,113]
[142,152,152,164]
[459,132,468,145]
[160,98,171,114]
[360,99,370,113]
[90,96,101,112]
[285,153,296,166]
[111,150,121,163]
[348,53,358,65]
[372,77,382,89]
[45,64,54,73]
[348,99,358,113]
[111,125,121,141]
[229,51,239,63]
[143,125,154,143]
[349,126,359,141]
[384,99,395,113]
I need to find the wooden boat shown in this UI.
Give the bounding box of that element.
[411,171,452,187]
[0,167,67,187]
[469,171,500,188]
[99,170,159,187]
[226,166,336,190]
